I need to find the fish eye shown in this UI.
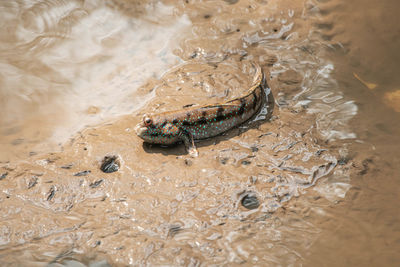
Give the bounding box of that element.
[144,117,152,126]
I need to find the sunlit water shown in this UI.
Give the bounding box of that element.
[0,0,399,266]
[0,1,190,162]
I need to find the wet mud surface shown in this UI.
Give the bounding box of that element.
[0,0,399,266]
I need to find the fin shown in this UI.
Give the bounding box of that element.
[181,130,198,157]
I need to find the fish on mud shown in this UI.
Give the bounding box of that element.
[135,62,271,157]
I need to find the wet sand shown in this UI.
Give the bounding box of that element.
[0,0,399,266]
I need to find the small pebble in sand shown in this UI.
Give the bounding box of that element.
[100,156,120,173]
[241,193,260,210]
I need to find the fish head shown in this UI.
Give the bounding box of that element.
[135,114,181,145]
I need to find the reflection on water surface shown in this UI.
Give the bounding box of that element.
[0,1,190,162]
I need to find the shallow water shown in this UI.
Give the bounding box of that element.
[0,0,189,162]
[0,0,399,266]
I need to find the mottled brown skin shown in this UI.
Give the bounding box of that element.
[135,63,268,156]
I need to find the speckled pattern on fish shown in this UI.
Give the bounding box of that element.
[135,62,270,156]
